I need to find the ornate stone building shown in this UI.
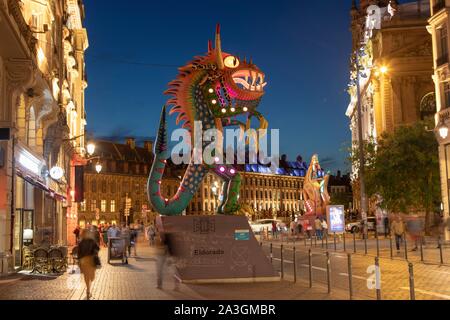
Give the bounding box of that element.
[81,141,308,224]
[0,0,88,273]
[347,0,435,210]
[78,139,156,227]
[428,0,450,240]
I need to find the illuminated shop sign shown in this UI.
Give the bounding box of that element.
[18,150,41,175]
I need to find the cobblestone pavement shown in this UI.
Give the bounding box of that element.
[262,239,450,300]
[0,241,352,301]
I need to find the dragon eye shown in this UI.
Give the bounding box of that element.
[224,56,240,69]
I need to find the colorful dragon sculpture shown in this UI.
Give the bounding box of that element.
[303,155,331,217]
[147,25,268,216]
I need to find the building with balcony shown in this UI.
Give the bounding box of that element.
[0,0,88,273]
[428,0,450,240]
[346,0,435,210]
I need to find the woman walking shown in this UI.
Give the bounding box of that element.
[78,229,100,300]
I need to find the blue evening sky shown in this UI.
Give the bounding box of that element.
[83,0,413,173]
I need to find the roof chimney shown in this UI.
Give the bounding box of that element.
[126,137,136,149]
[144,140,153,153]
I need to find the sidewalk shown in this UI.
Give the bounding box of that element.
[0,240,355,300]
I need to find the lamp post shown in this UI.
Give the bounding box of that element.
[354,50,369,226]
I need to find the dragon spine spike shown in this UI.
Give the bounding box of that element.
[215,23,224,69]
[208,40,213,53]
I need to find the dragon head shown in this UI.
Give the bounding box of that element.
[166,24,267,133]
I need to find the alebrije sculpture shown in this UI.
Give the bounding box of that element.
[148,25,268,216]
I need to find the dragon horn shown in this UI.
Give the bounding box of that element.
[208,40,213,53]
[215,24,224,69]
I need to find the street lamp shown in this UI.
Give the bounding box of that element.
[86,143,96,156]
[438,121,449,140]
[95,162,103,174]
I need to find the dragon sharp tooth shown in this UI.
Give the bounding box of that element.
[251,71,257,86]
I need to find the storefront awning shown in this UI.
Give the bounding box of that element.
[16,169,67,202]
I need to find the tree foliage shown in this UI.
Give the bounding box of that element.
[351,122,441,215]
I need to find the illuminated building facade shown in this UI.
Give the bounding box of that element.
[347,0,435,210]
[428,0,450,240]
[78,139,157,227]
[0,0,88,273]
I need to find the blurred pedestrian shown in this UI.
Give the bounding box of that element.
[73,225,80,244]
[322,219,328,239]
[78,229,100,300]
[406,215,424,251]
[391,215,405,252]
[314,217,323,240]
[384,216,390,238]
[122,226,132,257]
[154,233,179,291]
[147,224,156,246]
[130,227,138,256]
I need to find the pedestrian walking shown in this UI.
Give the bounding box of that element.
[322,219,328,239]
[147,224,156,246]
[73,225,80,244]
[315,217,323,240]
[155,233,167,288]
[272,221,277,239]
[78,229,100,300]
[122,226,132,257]
[130,227,138,256]
[391,215,405,252]
[384,216,390,238]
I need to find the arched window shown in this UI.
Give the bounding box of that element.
[420,92,437,121]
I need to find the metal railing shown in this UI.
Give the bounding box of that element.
[261,241,445,300]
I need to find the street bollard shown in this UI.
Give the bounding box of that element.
[326,252,331,294]
[420,236,424,263]
[376,231,380,258]
[322,235,324,249]
[364,232,368,255]
[353,232,357,254]
[270,243,273,264]
[439,236,444,265]
[293,246,297,283]
[343,233,347,252]
[326,234,329,250]
[389,234,393,260]
[375,257,381,300]
[309,249,313,288]
[281,244,284,279]
[408,263,415,301]
[334,233,337,252]
[314,235,317,248]
[404,235,408,261]
[347,254,353,300]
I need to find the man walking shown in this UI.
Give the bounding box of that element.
[315,217,323,240]
[391,215,405,252]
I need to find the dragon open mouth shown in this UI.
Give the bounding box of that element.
[232,70,267,92]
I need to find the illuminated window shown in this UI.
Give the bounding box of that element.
[80,201,86,212]
[111,200,116,213]
[101,200,106,213]
[91,200,97,212]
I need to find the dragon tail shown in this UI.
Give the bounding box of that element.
[147,106,195,216]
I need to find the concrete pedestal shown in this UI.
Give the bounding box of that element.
[157,215,279,284]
